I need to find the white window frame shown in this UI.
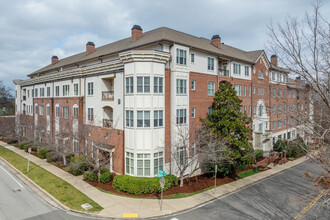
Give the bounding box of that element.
[63,85,69,97]
[62,107,69,118]
[39,105,44,116]
[233,63,241,75]
[191,80,195,91]
[176,79,187,95]
[87,82,94,96]
[73,83,78,96]
[125,152,134,175]
[154,152,164,175]
[73,138,78,153]
[137,76,150,93]
[190,53,195,63]
[244,66,249,76]
[191,108,195,118]
[73,106,78,119]
[137,153,151,177]
[208,57,214,70]
[208,82,215,96]
[126,77,134,94]
[55,86,60,97]
[126,110,134,127]
[154,77,163,94]
[154,110,163,127]
[234,85,241,96]
[137,111,150,128]
[87,108,94,121]
[176,48,187,65]
[55,106,59,117]
[176,109,187,124]
[47,87,51,97]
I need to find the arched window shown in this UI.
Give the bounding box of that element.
[258,70,264,78]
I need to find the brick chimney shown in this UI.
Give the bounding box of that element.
[51,55,58,65]
[131,25,143,41]
[271,54,278,66]
[211,35,221,48]
[86,41,95,55]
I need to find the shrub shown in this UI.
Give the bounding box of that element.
[18,142,28,150]
[100,171,111,184]
[112,174,178,195]
[38,149,48,159]
[286,137,307,158]
[46,152,62,162]
[255,149,264,160]
[273,140,287,152]
[83,171,98,182]
[7,138,18,144]
[100,167,110,174]
[69,156,91,176]
[24,145,29,152]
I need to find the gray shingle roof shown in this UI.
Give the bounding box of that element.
[30,27,264,76]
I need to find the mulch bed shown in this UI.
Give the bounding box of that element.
[84,164,270,198]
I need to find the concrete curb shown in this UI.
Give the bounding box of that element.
[155,156,310,219]
[0,154,109,219]
[0,141,310,219]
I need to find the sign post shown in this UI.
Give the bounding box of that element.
[27,148,31,173]
[157,170,167,212]
[214,164,217,194]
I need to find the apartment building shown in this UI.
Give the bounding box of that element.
[14,25,310,177]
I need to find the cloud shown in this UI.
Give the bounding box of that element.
[0,0,329,93]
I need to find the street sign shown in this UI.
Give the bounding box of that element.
[28,148,31,153]
[157,170,167,178]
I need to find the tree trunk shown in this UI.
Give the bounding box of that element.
[180,173,184,187]
[62,154,67,166]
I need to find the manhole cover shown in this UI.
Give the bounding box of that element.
[81,203,93,210]
[12,188,21,192]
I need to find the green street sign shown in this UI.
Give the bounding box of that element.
[157,170,167,178]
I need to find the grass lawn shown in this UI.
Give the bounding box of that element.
[237,169,260,179]
[0,145,103,212]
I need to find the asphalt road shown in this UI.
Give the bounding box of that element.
[0,162,91,220]
[162,160,329,220]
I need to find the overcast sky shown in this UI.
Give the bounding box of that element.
[0,0,329,94]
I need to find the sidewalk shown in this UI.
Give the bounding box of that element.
[0,141,309,219]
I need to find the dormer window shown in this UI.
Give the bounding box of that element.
[258,70,264,79]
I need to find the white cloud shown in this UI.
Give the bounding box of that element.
[0,0,329,93]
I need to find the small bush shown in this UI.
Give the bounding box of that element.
[100,167,110,174]
[238,169,260,179]
[286,137,307,158]
[69,156,91,176]
[255,149,264,160]
[24,145,29,152]
[38,149,48,159]
[273,140,287,152]
[46,152,62,162]
[83,171,98,182]
[18,142,28,150]
[7,138,18,144]
[100,171,111,184]
[112,174,178,195]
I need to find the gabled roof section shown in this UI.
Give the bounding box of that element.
[29,27,265,77]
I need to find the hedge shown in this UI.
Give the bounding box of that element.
[38,149,48,159]
[100,171,111,184]
[112,174,178,195]
[83,171,98,182]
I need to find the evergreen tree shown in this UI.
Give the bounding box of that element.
[202,81,253,175]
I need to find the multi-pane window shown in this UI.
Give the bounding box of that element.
[248,86,251,96]
[40,88,45,97]
[47,87,50,97]
[233,63,241,75]
[27,90,30,98]
[272,72,276,80]
[248,106,251,116]
[244,86,247,96]
[137,153,151,176]
[35,105,38,114]
[259,105,263,117]
[208,82,215,96]
[73,139,78,153]
[63,85,69,96]
[154,77,163,93]
[278,104,282,113]
[137,111,150,127]
[126,152,134,175]
[137,77,150,93]
[177,147,186,166]
[258,70,264,78]
[191,108,195,118]
[154,110,163,127]
[208,107,213,115]
[190,53,195,63]
[87,82,94,95]
[283,90,286,97]
[191,80,195,90]
[272,121,276,130]
[176,79,187,95]
[55,86,60,96]
[176,109,187,124]
[126,77,134,94]
[55,106,59,117]
[126,110,134,127]
[46,106,50,116]
[208,57,214,70]
[277,89,282,97]
[62,107,69,118]
[258,123,263,133]
[39,106,44,115]
[176,49,187,65]
[73,107,78,119]
[154,152,164,175]
[244,66,249,76]
[87,108,94,121]
[272,88,276,97]
[74,84,78,96]
[234,85,241,96]
[35,88,38,97]
[278,120,282,128]
[32,89,34,97]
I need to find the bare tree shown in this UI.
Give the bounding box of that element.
[0,80,13,115]
[267,0,329,196]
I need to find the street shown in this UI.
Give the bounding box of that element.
[162,161,329,220]
[0,161,91,220]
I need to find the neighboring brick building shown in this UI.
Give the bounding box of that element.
[14,25,311,176]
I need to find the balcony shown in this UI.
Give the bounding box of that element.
[218,69,229,77]
[102,91,114,101]
[103,119,113,128]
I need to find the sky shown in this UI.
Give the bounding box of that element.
[0,0,329,94]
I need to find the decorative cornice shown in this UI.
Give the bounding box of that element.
[119,50,171,64]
